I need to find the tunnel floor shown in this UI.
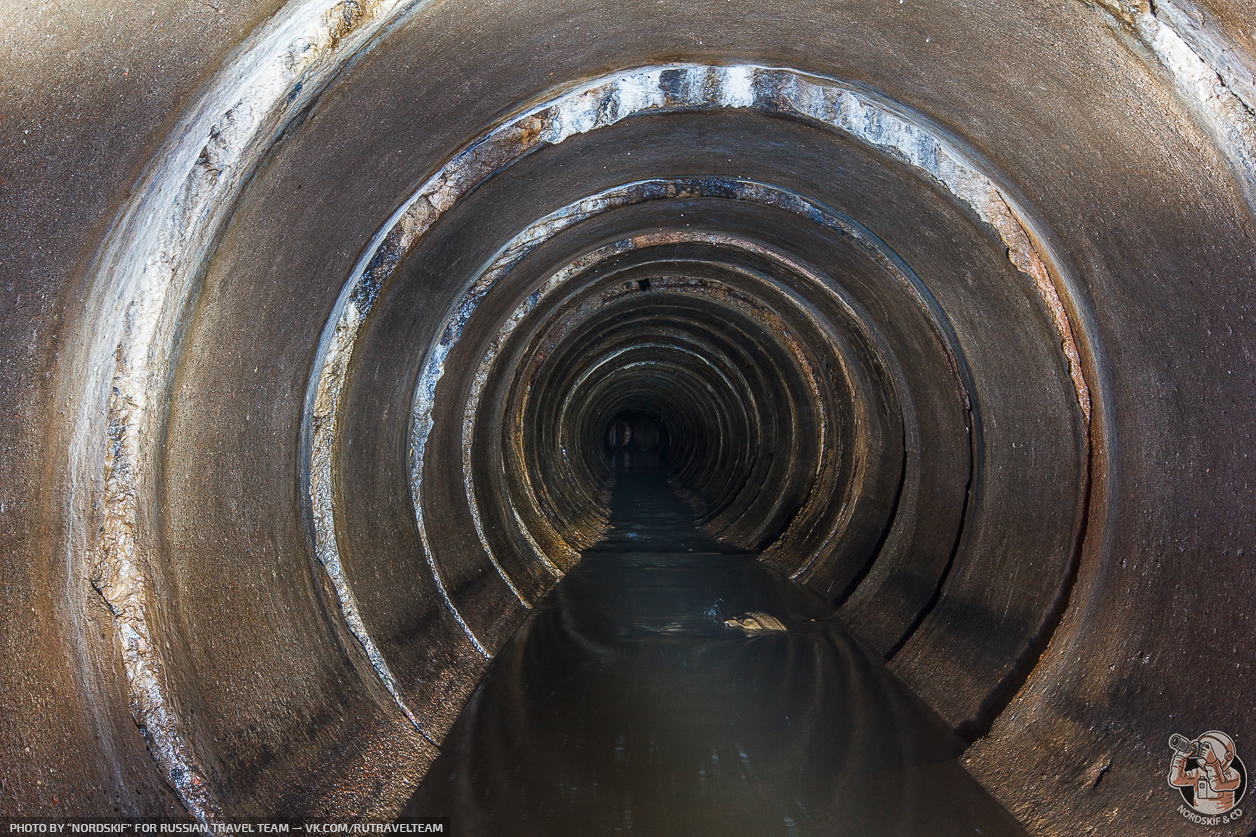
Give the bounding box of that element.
[400,467,1028,836]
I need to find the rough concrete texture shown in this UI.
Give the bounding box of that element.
[2,0,1256,833]
[0,0,284,816]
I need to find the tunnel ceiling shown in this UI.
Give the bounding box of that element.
[4,0,1256,833]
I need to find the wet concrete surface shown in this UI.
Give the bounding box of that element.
[402,467,1027,836]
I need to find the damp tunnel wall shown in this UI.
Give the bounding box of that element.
[2,0,1256,833]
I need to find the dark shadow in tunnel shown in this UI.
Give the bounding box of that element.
[399,468,1027,835]
[605,411,669,471]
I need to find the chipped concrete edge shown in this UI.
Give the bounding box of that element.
[457,227,827,565]
[305,297,437,735]
[305,63,1095,741]
[69,0,421,820]
[441,194,959,585]
[71,37,1106,817]
[1089,0,1256,211]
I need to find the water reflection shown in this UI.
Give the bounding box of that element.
[401,469,1026,836]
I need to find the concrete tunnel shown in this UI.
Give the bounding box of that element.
[1,0,1255,832]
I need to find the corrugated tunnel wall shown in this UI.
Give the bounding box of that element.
[1,0,1255,833]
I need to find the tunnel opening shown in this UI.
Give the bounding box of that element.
[605,411,667,470]
[74,63,1091,824]
[62,63,1092,824]
[510,271,837,561]
[381,167,1052,829]
[18,2,1255,830]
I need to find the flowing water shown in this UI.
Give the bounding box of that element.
[401,467,1027,836]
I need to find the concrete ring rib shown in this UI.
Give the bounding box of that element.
[63,0,1256,817]
[454,228,928,590]
[307,65,1096,744]
[76,53,1100,817]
